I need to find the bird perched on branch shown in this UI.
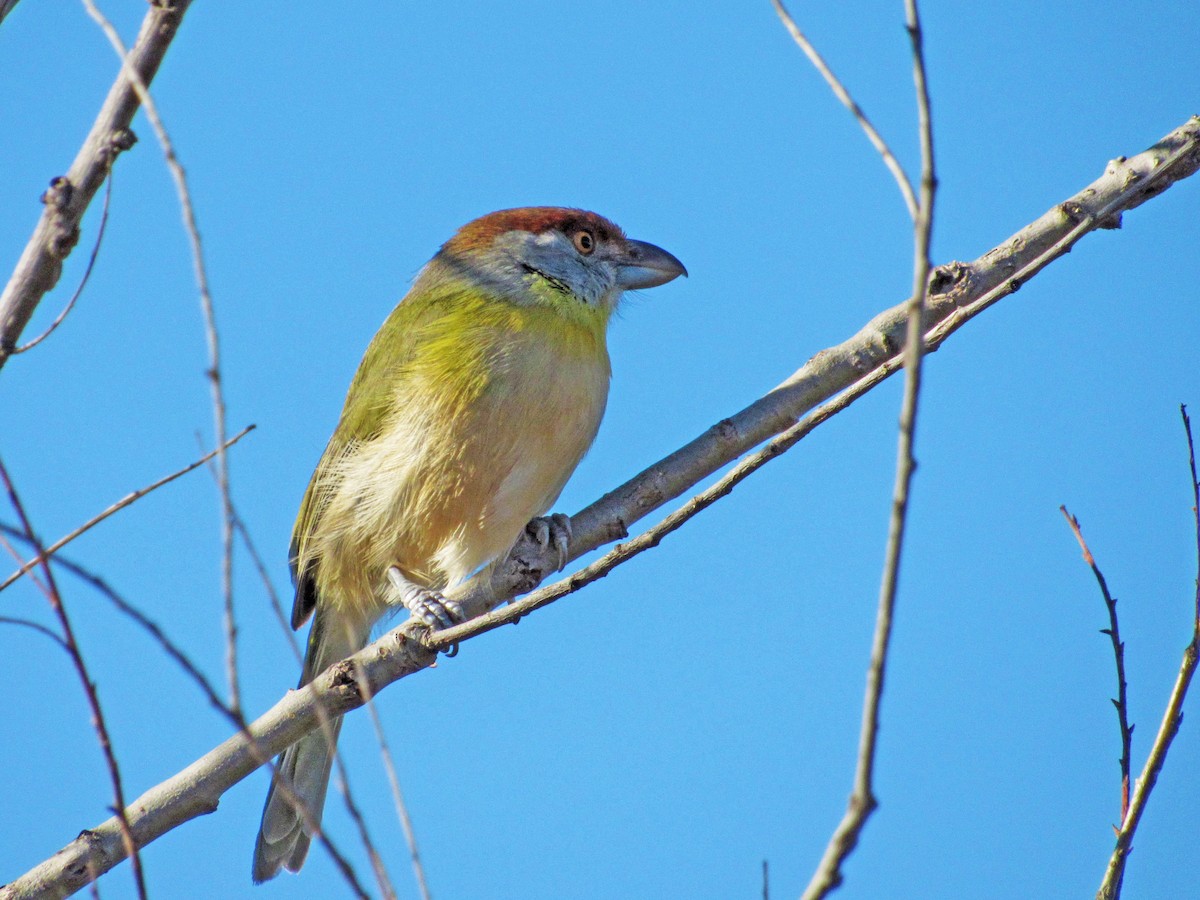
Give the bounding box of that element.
[252,207,686,882]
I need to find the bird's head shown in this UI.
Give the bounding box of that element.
[429,207,687,316]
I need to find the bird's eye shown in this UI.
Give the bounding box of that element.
[572,230,596,255]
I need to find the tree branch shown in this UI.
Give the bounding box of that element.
[770,0,918,219]
[802,3,936,895]
[0,0,194,371]
[0,426,254,593]
[0,461,147,899]
[3,117,1198,900]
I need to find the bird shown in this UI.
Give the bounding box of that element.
[252,207,686,882]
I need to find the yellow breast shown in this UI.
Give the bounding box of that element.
[313,296,610,623]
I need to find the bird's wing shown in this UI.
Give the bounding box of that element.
[287,294,442,630]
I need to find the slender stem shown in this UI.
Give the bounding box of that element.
[770,0,919,220]
[1060,507,1134,824]
[802,4,935,896]
[0,426,254,593]
[81,0,239,714]
[14,174,113,354]
[366,694,433,900]
[0,525,373,899]
[0,461,148,900]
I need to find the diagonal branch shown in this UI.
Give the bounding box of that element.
[0,461,147,899]
[771,0,919,219]
[0,426,254,593]
[0,0,195,371]
[0,526,375,899]
[3,117,1198,900]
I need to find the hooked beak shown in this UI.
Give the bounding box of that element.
[612,238,688,290]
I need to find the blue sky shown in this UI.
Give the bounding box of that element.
[2,2,1198,898]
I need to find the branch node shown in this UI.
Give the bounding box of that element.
[105,127,138,165]
[927,263,962,295]
[1059,200,1085,224]
[715,417,740,443]
[41,176,74,211]
[40,177,82,260]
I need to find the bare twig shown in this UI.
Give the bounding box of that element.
[0,523,373,898]
[0,460,147,900]
[770,0,918,220]
[0,0,194,370]
[0,425,254,593]
[365,694,433,900]
[2,524,240,723]
[81,0,239,714]
[0,614,70,651]
[1095,407,1200,900]
[802,4,936,896]
[1186,405,1200,625]
[14,174,113,354]
[1061,507,1134,825]
[5,118,1198,900]
[329,750,399,900]
[197,463,393,896]
[202,451,304,664]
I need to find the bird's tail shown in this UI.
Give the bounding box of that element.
[252,608,370,883]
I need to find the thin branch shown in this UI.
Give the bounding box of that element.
[1186,404,1200,626]
[197,461,394,897]
[2,524,239,724]
[770,0,919,220]
[1095,407,1200,900]
[426,118,1200,648]
[14,173,113,354]
[0,524,373,899]
[81,0,239,715]
[803,4,936,896]
[198,450,305,662]
[0,614,70,652]
[0,425,254,594]
[1061,507,1134,825]
[0,460,147,900]
[329,750,399,900]
[365,691,433,900]
[5,117,1198,900]
[0,0,194,370]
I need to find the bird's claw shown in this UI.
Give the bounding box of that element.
[386,566,464,629]
[526,513,572,572]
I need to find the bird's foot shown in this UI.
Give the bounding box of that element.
[386,567,464,629]
[525,513,572,572]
